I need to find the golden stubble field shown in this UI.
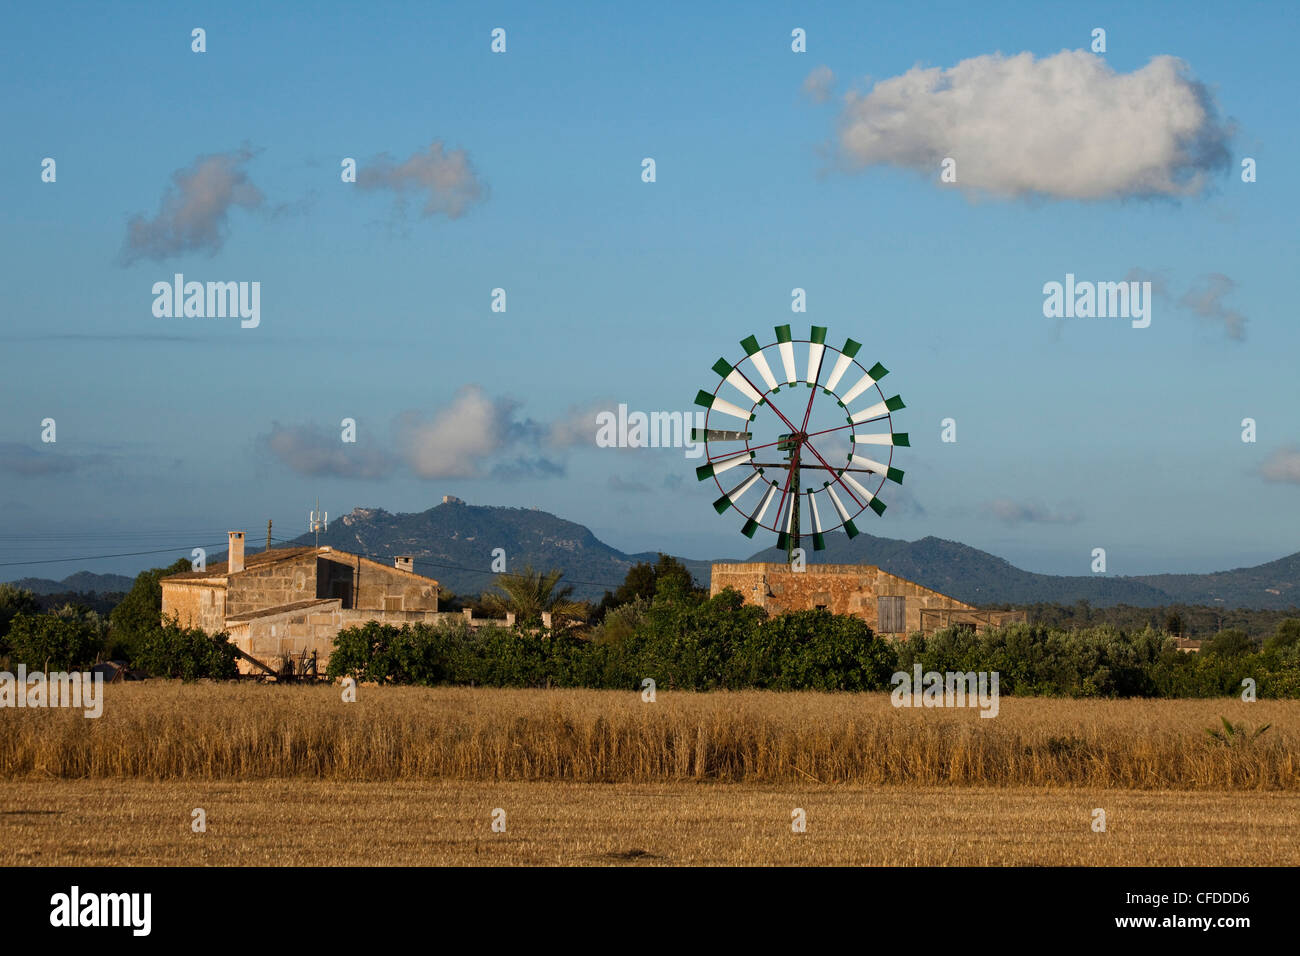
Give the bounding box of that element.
[2,684,1297,865]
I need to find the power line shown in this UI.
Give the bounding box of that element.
[0,531,643,592]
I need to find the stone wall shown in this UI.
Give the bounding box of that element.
[710,562,993,637]
[161,581,227,633]
[224,552,319,618]
[315,551,439,612]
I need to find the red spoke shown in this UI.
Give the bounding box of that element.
[800,435,863,510]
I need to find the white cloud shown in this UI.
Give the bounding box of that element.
[802,65,835,104]
[121,146,264,263]
[398,385,513,478]
[836,51,1231,200]
[358,141,486,219]
[1260,446,1300,484]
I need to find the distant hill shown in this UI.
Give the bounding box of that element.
[746,533,1300,610]
[7,571,134,596]
[9,502,1298,610]
[277,502,687,601]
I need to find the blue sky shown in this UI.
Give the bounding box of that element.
[1,0,1297,582]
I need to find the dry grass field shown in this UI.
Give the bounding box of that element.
[2,684,1296,865]
[2,781,1298,866]
[2,684,1296,788]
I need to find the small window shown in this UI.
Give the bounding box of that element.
[384,596,404,612]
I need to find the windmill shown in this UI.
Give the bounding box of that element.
[693,325,907,563]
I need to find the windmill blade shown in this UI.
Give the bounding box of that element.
[823,482,860,539]
[823,338,861,392]
[711,358,763,404]
[849,394,906,424]
[807,488,826,550]
[838,469,887,516]
[692,427,752,442]
[740,335,780,391]
[694,389,755,423]
[712,469,764,514]
[848,453,904,484]
[806,326,827,386]
[696,450,755,481]
[741,481,779,538]
[776,324,798,385]
[852,432,910,447]
[838,361,890,406]
[776,482,798,551]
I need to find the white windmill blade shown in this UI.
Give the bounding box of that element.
[822,481,861,539]
[806,488,827,551]
[740,334,779,391]
[695,450,755,481]
[852,431,910,447]
[775,324,798,384]
[740,480,779,538]
[823,337,862,392]
[694,389,755,423]
[848,452,904,484]
[839,469,887,516]
[806,326,827,386]
[849,394,906,424]
[711,357,762,403]
[838,361,891,406]
[712,469,764,514]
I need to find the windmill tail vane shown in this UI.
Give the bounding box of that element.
[693,324,908,560]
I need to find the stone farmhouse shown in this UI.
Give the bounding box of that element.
[710,562,1025,638]
[161,532,443,675]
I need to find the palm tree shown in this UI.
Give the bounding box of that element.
[483,565,588,628]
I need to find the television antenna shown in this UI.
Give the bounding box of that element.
[309,498,328,549]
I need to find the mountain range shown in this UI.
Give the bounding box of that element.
[274,501,1299,610]
[8,501,1298,610]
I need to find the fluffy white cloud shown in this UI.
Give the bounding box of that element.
[398,385,514,478]
[836,51,1231,200]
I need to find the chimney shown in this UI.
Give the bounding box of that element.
[394,555,413,573]
[228,532,245,573]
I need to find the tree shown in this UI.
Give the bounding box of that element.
[1202,628,1255,658]
[133,617,238,680]
[109,558,193,660]
[6,612,103,670]
[1164,611,1184,637]
[0,584,39,654]
[483,565,588,627]
[601,553,704,612]
[1263,619,1300,656]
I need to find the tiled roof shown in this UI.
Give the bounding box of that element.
[225,599,340,623]
[162,547,318,581]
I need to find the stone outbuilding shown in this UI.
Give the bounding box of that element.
[161,532,443,675]
[710,562,1025,638]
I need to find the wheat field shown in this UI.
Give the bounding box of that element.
[2,683,1296,789]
